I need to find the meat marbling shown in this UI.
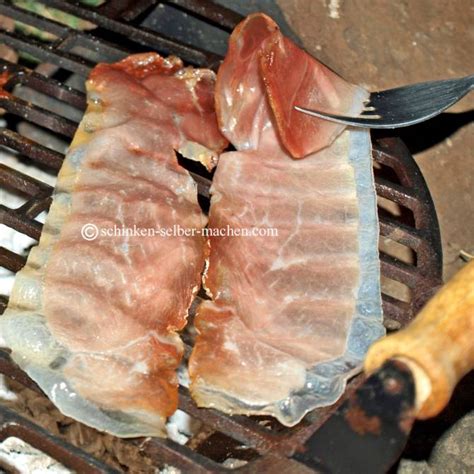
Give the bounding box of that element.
[0,53,227,437]
[189,13,384,425]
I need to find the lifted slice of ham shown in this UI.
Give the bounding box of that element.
[260,30,368,157]
[189,14,384,425]
[1,53,227,437]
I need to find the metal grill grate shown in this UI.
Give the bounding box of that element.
[0,1,442,472]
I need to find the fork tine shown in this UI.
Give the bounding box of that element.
[372,75,473,109]
[293,107,382,127]
[295,74,474,129]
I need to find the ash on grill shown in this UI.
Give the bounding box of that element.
[0,1,442,472]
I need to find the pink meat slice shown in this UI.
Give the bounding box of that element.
[189,14,383,425]
[260,30,367,157]
[1,53,227,437]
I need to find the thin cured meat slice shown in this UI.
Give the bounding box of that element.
[189,14,384,425]
[1,53,227,437]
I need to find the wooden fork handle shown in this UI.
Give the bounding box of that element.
[365,261,474,419]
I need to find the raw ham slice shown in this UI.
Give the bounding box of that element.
[0,53,227,437]
[189,14,384,425]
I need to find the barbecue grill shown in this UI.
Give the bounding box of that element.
[0,1,443,472]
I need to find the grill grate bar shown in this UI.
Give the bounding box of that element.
[0,129,64,170]
[0,350,41,391]
[0,3,133,69]
[0,90,78,137]
[375,177,419,210]
[378,214,425,249]
[0,164,53,196]
[0,2,79,38]
[165,0,244,29]
[18,195,52,220]
[0,246,26,273]
[179,388,279,453]
[179,384,352,457]
[55,31,131,62]
[0,205,43,240]
[96,0,157,21]
[40,0,222,67]
[0,405,121,474]
[0,60,86,110]
[374,139,442,289]
[380,252,420,288]
[381,293,411,326]
[0,30,94,76]
[140,437,221,473]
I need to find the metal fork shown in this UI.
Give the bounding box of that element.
[294,74,474,128]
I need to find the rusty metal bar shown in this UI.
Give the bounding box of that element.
[0,129,64,170]
[382,294,411,326]
[0,205,43,240]
[40,0,222,67]
[97,0,157,21]
[0,30,94,76]
[140,437,221,473]
[0,1,76,37]
[0,92,78,137]
[378,214,425,249]
[0,60,86,109]
[0,247,27,272]
[165,0,243,30]
[0,405,120,474]
[0,165,53,196]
